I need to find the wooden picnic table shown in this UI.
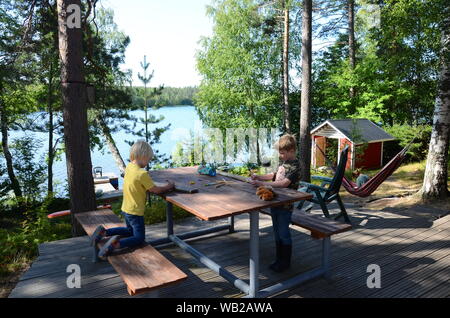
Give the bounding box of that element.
[150,166,312,220]
[149,166,314,297]
[73,166,348,298]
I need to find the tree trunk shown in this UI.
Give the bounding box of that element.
[419,10,450,200]
[95,115,127,176]
[57,0,97,236]
[144,84,149,172]
[348,0,356,99]
[0,102,22,198]
[47,62,54,196]
[283,1,291,133]
[299,0,312,182]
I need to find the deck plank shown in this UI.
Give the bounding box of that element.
[278,216,450,298]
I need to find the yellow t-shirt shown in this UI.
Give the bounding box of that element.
[121,162,155,216]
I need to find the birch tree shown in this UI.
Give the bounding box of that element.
[299,0,312,182]
[419,3,450,200]
[282,0,291,133]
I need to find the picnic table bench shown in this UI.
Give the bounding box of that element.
[75,209,187,296]
[290,210,352,239]
[259,208,352,295]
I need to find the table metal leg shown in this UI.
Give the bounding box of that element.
[170,234,250,295]
[322,237,331,279]
[249,211,260,298]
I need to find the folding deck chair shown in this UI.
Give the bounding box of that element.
[297,145,351,223]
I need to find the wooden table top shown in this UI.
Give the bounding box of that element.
[150,166,313,221]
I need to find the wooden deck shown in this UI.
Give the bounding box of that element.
[8,203,450,298]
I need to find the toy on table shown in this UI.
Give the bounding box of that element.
[197,164,217,177]
[256,186,276,201]
[204,178,235,188]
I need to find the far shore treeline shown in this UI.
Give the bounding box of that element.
[131,86,198,107]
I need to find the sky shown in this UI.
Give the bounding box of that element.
[101,0,213,87]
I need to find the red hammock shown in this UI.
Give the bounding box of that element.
[317,144,411,198]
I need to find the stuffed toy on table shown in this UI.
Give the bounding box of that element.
[256,186,276,201]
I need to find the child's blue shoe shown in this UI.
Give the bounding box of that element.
[90,225,106,246]
[98,235,120,260]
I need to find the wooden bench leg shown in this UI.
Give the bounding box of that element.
[322,237,331,279]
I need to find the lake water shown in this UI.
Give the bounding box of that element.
[9,105,279,197]
[10,106,203,195]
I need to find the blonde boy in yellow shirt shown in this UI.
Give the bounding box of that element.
[92,140,174,258]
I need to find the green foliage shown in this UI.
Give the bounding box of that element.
[84,7,136,152]
[0,196,71,277]
[10,136,47,205]
[325,138,339,166]
[0,148,11,199]
[171,133,197,167]
[313,0,444,126]
[195,0,301,130]
[121,55,170,166]
[227,165,263,177]
[110,196,191,226]
[349,119,369,162]
[132,86,198,107]
[384,124,432,163]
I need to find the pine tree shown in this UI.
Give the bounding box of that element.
[57,0,96,236]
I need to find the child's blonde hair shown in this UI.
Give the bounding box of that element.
[275,134,297,152]
[352,168,362,178]
[130,140,154,161]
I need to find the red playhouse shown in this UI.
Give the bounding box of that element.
[311,119,395,171]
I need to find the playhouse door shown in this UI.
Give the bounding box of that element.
[314,136,326,167]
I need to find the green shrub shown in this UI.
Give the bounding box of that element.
[110,196,191,225]
[325,138,339,166]
[384,124,432,163]
[0,208,71,277]
[0,195,73,277]
[11,136,47,205]
[228,166,251,176]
